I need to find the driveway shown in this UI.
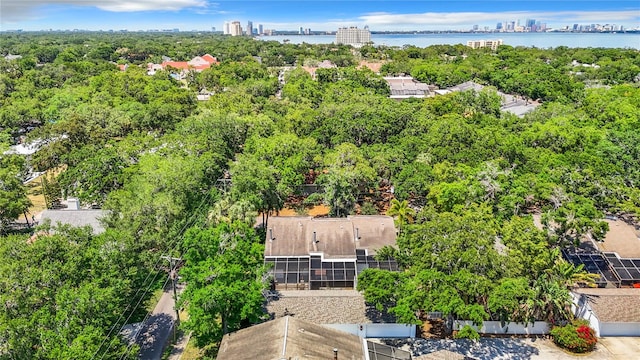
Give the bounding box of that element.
[383,337,640,360]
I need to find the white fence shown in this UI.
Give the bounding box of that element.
[599,322,640,337]
[324,323,416,338]
[453,321,550,335]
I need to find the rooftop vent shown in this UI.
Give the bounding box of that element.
[66,198,80,210]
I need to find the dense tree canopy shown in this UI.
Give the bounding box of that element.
[1,32,639,355]
[179,222,268,347]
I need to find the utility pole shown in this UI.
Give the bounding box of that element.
[161,255,182,341]
[40,175,49,209]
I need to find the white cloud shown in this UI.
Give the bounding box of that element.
[96,0,207,12]
[1,0,209,23]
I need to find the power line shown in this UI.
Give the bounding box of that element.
[116,191,213,358]
[161,255,182,342]
[92,190,213,359]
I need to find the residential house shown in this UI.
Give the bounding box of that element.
[302,60,336,79]
[441,81,540,117]
[40,198,107,235]
[383,76,433,99]
[573,288,640,336]
[216,316,411,360]
[265,216,398,290]
[146,54,219,79]
[560,217,640,288]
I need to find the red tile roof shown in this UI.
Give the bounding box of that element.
[202,54,218,64]
[162,61,190,70]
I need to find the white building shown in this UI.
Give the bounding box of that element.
[230,21,243,36]
[335,26,371,47]
[466,39,504,50]
[223,22,230,35]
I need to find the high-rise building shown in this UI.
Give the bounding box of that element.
[496,22,503,30]
[224,22,230,35]
[246,21,253,35]
[258,24,264,35]
[335,26,371,47]
[230,21,243,36]
[299,27,304,35]
[466,39,503,51]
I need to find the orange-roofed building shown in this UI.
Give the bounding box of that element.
[148,54,220,79]
[201,54,219,64]
[162,61,191,70]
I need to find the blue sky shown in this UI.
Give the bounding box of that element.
[1,1,639,31]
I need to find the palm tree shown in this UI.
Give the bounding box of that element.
[533,276,574,324]
[386,199,415,233]
[208,198,257,226]
[555,262,600,289]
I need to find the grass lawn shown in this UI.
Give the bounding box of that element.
[181,337,205,360]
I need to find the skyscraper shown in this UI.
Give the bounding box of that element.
[335,26,371,47]
[247,21,253,35]
[224,22,230,35]
[230,21,243,36]
[526,19,536,28]
[258,24,264,35]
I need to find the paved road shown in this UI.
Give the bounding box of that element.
[137,283,184,360]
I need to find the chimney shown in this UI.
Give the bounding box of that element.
[66,198,80,210]
[333,348,338,360]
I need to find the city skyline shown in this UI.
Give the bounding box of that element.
[1,1,639,32]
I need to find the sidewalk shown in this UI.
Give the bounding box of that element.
[167,331,192,360]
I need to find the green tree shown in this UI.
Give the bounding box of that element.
[320,143,376,217]
[230,154,284,227]
[488,278,536,325]
[386,199,415,233]
[179,222,268,346]
[0,226,137,359]
[0,154,31,232]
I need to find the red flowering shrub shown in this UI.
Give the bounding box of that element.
[550,319,597,353]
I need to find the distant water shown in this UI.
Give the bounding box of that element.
[261,32,640,49]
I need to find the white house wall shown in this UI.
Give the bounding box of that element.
[454,321,550,335]
[600,322,640,337]
[324,324,416,338]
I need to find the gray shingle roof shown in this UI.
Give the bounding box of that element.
[217,316,365,360]
[266,290,396,324]
[40,209,107,234]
